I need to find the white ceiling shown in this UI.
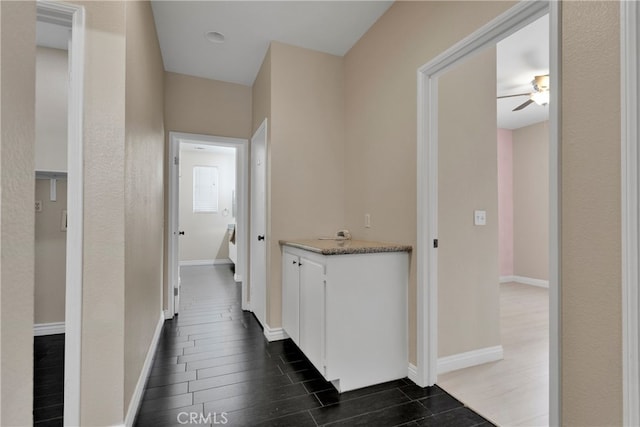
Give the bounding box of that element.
[150,1,393,86]
[496,14,549,130]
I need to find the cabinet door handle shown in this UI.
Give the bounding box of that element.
[257,235,265,241]
[293,260,297,265]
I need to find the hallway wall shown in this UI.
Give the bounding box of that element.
[124,0,166,414]
[0,2,36,424]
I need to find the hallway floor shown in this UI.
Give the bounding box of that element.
[33,333,65,426]
[134,265,494,426]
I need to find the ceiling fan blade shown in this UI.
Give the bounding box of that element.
[513,99,534,111]
[497,93,530,99]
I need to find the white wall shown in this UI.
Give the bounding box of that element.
[35,46,67,173]
[179,147,236,263]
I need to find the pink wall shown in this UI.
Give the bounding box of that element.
[497,128,513,276]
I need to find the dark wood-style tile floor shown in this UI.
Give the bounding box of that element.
[34,333,65,426]
[135,265,494,427]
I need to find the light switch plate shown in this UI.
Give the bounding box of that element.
[35,200,42,212]
[474,210,486,226]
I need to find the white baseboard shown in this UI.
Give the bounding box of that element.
[163,309,174,320]
[234,273,242,282]
[407,363,419,384]
[500,275,549,288]
[263,324,288,342]
[180,259,233,267]
[437,345,504,375]
[34,322,65,336]
[124,311,165,427]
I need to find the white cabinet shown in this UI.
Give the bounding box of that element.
[281,243,409,392]
[282,251,301,345]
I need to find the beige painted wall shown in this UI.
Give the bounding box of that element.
[344,0,514,365]
[35,47,68,173]
[179,149,235,262]
[164,72,252,139]
[437,48,501,357]
[123,0,165,414]
[78,1,127,424]
[34,178,67,324]
[163,72,251,309]
[252,47,271,134]
[562,2,621,424]
[513,121,549,281]
[0,1,36,424]
[263,42,346,326]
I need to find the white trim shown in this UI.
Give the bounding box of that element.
[163,310,173,320]
[407,363,419,384]
[263,324,287,342]
[179,259,233,267]
[124,312,165,427]
[437,345,504,375]
[36,2,85,425]
[168,132,249,317]
[34,322,65,336]
[548,2,562,425]
[417,2,561,425]
[622,1,640,425]
[500,275,550,288]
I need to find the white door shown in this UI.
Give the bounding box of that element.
[170,146,181,315]
[250,120,267,326]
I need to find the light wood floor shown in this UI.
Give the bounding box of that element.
[438,282,549,427]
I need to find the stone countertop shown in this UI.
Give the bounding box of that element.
[279,239,412,256]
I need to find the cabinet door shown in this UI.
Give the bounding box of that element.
[299,257,325,374]
[282,251,300,345]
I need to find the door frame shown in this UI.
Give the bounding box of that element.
[622,1,640,424]
[37,1,86,425]
[415,1,561,425]
[248,119,268,317]
[168,132,248,317]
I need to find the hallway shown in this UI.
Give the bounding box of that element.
[134,265,493,426]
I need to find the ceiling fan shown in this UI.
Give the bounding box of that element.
[498,74,550,111]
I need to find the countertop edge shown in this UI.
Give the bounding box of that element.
[279,239,413,256]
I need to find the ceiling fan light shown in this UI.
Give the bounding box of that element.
[531,91,549,106]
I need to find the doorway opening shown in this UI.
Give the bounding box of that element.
[416,1,560,425]
[168,132,248,317]
[436,14,551,426]
[33,1,85,425]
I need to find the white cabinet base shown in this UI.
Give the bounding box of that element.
[282,245,409,393]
